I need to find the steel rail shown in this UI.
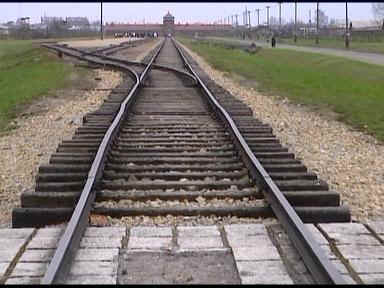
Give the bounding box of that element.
[41,38,165,284]
[44,42,197,84]
[172,38,346,284]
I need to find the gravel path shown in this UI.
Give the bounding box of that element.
[207,37,384,66]
[58,37,142,48]
[179,42,384,222]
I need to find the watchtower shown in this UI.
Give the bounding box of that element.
[163,11,175,36]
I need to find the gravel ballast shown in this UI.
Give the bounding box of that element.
[0,69,122,227]
[178,42,384,222]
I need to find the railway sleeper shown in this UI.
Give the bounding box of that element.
[19,189,339,211]
[38,164,91,173]
[275,179,329,191]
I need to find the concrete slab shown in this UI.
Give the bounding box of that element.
[360,273,384,284]
[236,260,290,277]
[0,262,9,277]
[231,246,281,261]
[349,259,384,274]
[328,233,381,245]
[19,249,55,263]
[0,248,26,263]
[226,235,274,248]
[130,226,172,238]
[5,276,41,284]
[178,226,220,237]
[224,224,267,236]
[65,275,116,284]
[128,237,172,250]
[34,228,63,238]
[11,262,48,277]
[80,237,122,248]
[319,223,369,235]
[74,248,119,262]
[0,228,34,239]
[68,261,117,276]
[84,227,126,238]
[338,245,384,259]
[240,273,293,284]
[0,239,28,250]
[27,237,59,249]
[178,237,223,249]
[20,248,119,263]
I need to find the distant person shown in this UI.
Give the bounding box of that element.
[271,36,276,48]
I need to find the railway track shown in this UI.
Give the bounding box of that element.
[12,37,351,284]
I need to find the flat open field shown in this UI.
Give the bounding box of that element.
[0,39,90,132]
[179,37,384,142]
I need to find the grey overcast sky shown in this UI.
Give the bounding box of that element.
[0,2,376,24]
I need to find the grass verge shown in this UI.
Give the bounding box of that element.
[0,39,89,131]
[179,37,384,142]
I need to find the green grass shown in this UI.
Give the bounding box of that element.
[279,37,384,54]
[179,37,384,142]
[0,39,87,131]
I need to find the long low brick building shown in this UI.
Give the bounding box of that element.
[104,11,233,37]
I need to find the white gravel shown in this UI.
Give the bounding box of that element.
[179,42,384,222]
[95,197,265,209]
[106,215,277,227]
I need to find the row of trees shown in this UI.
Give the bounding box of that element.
[372,3,384,27]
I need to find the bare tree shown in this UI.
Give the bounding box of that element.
[372,3,384,27]
[315,9,328,28]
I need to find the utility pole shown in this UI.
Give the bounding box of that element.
[248,10,251,29]
[100,1,103,40]
[316,2,319,44]
[231,15,234,26]
[345,2,349,48]
[245,6,248,27]
[294,1,297,42]
[235,14,238,27]
[279,2,282,29]
[309,9,311,27]
[266,6,270,28]
[255,9,260,27]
